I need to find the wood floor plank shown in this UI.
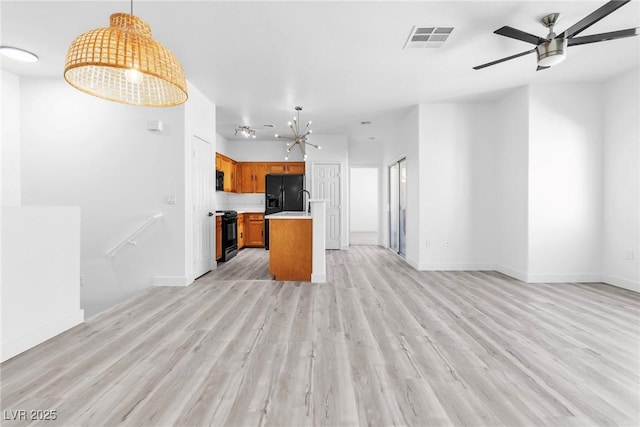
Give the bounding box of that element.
[1,246,638,426]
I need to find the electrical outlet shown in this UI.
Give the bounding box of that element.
[80,275,84,286]
[443,241,450,247]
[626,250,634,261]
[426,240,431,248]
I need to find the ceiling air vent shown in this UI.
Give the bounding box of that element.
[404,26,454,49]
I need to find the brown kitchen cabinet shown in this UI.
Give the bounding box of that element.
[237,213,245,249]
[266,162,305,175]
[216,155,304,194]
[239,163,268,193]
[216,153,237,192]
[215,216,222,260]
[245,213,265,247]
[285,162,305,174]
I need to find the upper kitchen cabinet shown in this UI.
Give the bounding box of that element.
[239,163,268,193]
[219,156,305,194]
[267,162,305,175]
[216,153,237,192]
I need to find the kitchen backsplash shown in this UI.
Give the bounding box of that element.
[216,192,263,212]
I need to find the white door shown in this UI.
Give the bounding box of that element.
[312,162,341,249]
[193,134,214,278]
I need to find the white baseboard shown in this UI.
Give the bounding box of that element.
[601,274,640,293]
[418,263,496,271]
[311,273,327,283]
[525,273,603,283]
[405,255,420,270]
[494,265,529,282]
[1,309,84,363]
[152,276,191,287]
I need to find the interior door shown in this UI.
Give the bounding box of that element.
[312,162,341,250]
[193,134,214,278]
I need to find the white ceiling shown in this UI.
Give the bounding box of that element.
[2,0,638,144]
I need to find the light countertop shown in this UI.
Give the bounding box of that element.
[265,211,312,220]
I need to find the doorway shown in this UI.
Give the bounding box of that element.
[349,167,379,245]
[389,158,407,256]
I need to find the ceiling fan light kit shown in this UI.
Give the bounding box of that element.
[64,2,188,107]
[536,38,567,67]
[473,0,638,71]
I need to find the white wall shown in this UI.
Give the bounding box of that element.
[417,103,496,270]
[1,70,21,206]
[350,167,378,232]
[602,67,640,291]
[493,86,530,281]
[382,106,419,263]
[1,206,84,362]
[19,77,187,318]
[528,83,603,282]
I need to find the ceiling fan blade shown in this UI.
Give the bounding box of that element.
[568,27,639,46]
[473,49,536,70]
[536,65,550,71]
[494,26,548,45]
[559,0,631,39]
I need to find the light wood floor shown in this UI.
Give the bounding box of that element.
[1,246,639,426]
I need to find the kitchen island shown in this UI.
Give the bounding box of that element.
[265,200,326,282]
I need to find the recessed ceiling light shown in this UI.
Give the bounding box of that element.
[0,46,39,63]
[368,137,376,140]
[361,121,372,125]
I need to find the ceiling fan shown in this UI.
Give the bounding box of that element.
[473,0,639,71]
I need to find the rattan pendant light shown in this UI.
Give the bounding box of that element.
[64,5,187,107]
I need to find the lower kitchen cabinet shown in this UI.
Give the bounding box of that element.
[245,213,264,248]
[215,216,222,260]
[237,213,245,249]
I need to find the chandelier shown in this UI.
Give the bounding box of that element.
[234,126,256,138]
[275,106,321,160]
[64,1,187,107]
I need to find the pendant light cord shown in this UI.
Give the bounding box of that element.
[130,0,133,16]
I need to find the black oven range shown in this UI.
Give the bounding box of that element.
[217,210,238,261]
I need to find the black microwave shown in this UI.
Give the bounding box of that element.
[216,170,224,191]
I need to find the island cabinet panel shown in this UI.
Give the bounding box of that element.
[269,219,312,281]
[245,213,264,247]
[215,216,222,260]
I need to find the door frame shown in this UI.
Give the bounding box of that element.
[309,160,345,249]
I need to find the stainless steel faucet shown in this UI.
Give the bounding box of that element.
[297,189,311,213]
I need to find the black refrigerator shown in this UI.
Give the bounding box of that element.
[265,174,305,249]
